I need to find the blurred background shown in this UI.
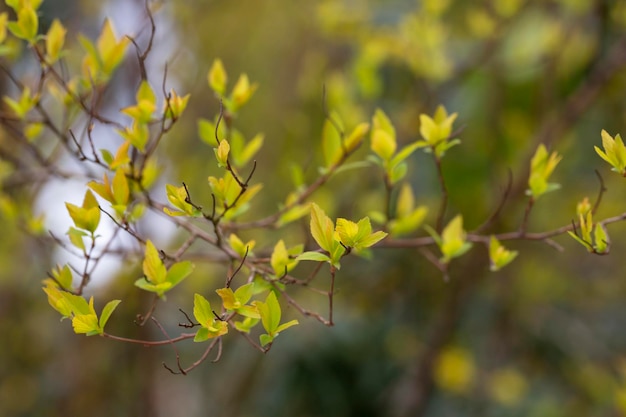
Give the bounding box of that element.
[2,0,626,416]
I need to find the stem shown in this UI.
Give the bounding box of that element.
[102,332,195,346]
[434,155,448,233]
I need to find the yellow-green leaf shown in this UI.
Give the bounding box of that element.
[142,240,166,284]
[309,203,335,253]
[208,58,227,95]
[46,19,66,63]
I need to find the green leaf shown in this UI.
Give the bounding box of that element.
[65,190,101,233]
[335,218,359,246]
[67,226,86,251]
[230,73,258,110]
[260,333,274,347]
[111,169,129,206]
[239,133,264,166]
[14,6,38,42]
[52,264,73,289]
[275,319,299,334]
[488,236,518,271]
[527,144,562,199]
[372,109,396,140]
[166,260,194,288]
[72,314,100,335]
[389,206,429,236]
[371,129,396,161]
[142,240,167,284]
[358,230,388,248]
[390,142,422,168]
[437,215,473,263]
[260,291,281,333]
[193,293,213,327]
[595,130,626,175]
[277,204,310,227]
[594,223,610,254]
[133,277,158,293]
[322,118,343,168]
[99,299,121,329]
[198,117,223,147]
[310,203,335,253]
[45,19,66,63]
[215,139,230,167]
[194,327,210,342]
[344,122,370,153]
[97,18,129,76]
[228,233,255,257]
[43,285,73,318]
[234,282,254,305]
[236,305,261,319]
[216,287,237,310]
[388,161,408,184]
[234,317,260,333]
[296,251,332,263]
[208,58,227,95]
[270,240,300,276]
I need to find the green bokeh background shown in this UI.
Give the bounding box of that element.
[2,0,626,416]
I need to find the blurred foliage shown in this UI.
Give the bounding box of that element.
[2,0,626,416]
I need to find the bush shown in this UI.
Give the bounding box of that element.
[2,0,626,416]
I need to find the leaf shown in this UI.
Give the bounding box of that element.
[193,293,213,327]
[234,317,260,333]
[322,118,343,168]
[231,73,258,110]
[45,19,66,63]
[260,333,274,347]
[296,251,332,263]
[358,230,388,248]
[277,204,310,227]
[65,190,101,233]
[390,142,422,168]
[142,240,166,284]
[389,206,429,236]
[43,285,73,318]
[236,305,261,319]
[164,88,190,119]
[97,18,129,76]
[595,130,626,175]
[275,319,299,334]
[270,240,300,275]
[194,327,210,342]
[98,299,121,329]
[594,223,610,254]
[110,141,131,169]
[16,6,38,42]
[335,218,359,246]
[234,282,255,304]
[67,226,86,251]
[488,236,518,271]
[72,314,100,335]
[165,260,194,287]
[111,169,129,206]
[239,133,264,166]
[372,109,396,140]
[133,278,157,293]
[216,287,238,310]
[208,58,227,95]
[258,291,281,333]
[52,264,73,289]
[215,139,230,167]
[310,203,335,252]
[344,122,370,153]
[371,129,396,161]
[440,215,473,263]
